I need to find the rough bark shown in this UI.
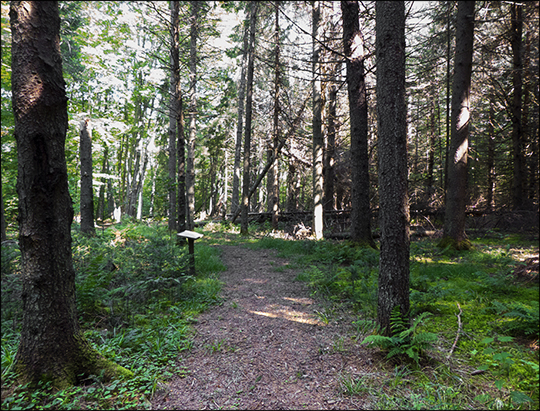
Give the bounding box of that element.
[375,1,409,335]
[341,0,375,248]
[79,119,95,235]
[240,2,258,235]
[10,0,131,388]
[312,0,324,240]
[440,1,475,250]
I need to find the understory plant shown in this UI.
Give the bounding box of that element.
[362,308,437,365]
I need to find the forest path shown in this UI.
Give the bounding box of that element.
[151,244,374,410]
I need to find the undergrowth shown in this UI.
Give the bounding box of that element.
[1,221,224,410]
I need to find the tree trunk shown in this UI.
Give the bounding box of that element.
[486,101,495,211]
[79,119,95,235]
[375,1,409,336]
[186,1,199,229]
[10,0,131,388]
[240,2,258,235]
[231,10,250,215]
[312,0,324,240]
[324,83,337,212]
[341,0,375,248]
[440,1,475,250]
[167,1,177,231]
[270,1,281,230]
[511,3,525,211]
[1,181,6,242]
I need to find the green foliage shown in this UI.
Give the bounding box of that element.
[362,308,437,366]
[488,300,540,338]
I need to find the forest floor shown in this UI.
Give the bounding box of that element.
[150,243,374,410]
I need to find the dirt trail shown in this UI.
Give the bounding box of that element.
[151,244,373,410]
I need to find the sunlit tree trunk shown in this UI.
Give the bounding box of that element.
[376,1,409,335]
[441,1,475,250]
[10,0,131,388]
[79,119,95,235]
[312,0,324,240]
[342,0,375,248]
[241,1,258,235]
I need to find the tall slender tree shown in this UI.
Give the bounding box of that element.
[231,9,250,215]
[312,0,324,240]
[9,0,131,388]
[440,1,475,250]
[186,1,199,229]
[511,3,525,210]
[240,1,258,235]
[79,118,95,235]
[341,0,376,248]
[375,1,409,335]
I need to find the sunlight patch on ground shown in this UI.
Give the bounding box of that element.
[243,278,268,284]
[282,297,314,305]
[248,307,326,326]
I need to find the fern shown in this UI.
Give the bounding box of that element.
[362,307,437,365]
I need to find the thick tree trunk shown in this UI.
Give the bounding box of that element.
[312,0,324,240]
[10,1,131,388]
[79,119,95,235]
[240,2,258,235]
[441,1,475,250]
[375,1,409,335]
[341,0,375,248]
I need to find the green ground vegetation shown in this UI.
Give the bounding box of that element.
[1,220,224,410]
[1,220,538,410]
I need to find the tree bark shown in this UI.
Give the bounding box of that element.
[375,1,409,335]
[79,119,95,235]
[240,1,258,235]
[441,1,475,250]
[341,0,375,248]
[231,9,250,215]
[511,3,525,210]
[186,1,199,229]
[10,0,131,388]
[312,0,324,240]
[269,0,281,230]
[167,1,177,231]
[324,82,337,212]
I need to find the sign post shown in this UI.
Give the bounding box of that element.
[177,230,204,276]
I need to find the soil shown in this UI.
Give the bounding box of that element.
[150,244,375,410]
